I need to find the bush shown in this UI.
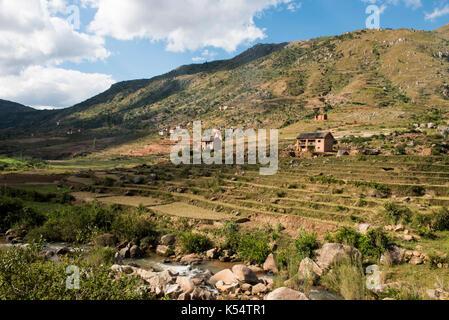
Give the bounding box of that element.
[29,202,116,243]
[221,221,241,251]
[179,233,213,254]
[0,187,74,204]
[237,232,270,264]
[0,197,45,231]
[112,211,158,243]
[384,202,412,224]
[431,208,449,231]
[329,227,390,261]
[27,202,157,244]
[0,244,149,300]
[294,230,319,259]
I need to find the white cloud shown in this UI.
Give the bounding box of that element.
[287,1,302,12]
[0,0,113,107]
[361,0,422,10]
[425,5,449,21]
[87,0,292,53]
[0,66,114,108]
[0,0,109,75]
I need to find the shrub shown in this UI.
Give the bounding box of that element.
[30,202,116,243]
[221,221,240,251]
[179,233,213,254]
[0,244,149,300]
[237,232,270,264]
[431,207,449,231]
[394,144,407,155]
[384,202,412,224]
[0,197,45,231]
[329,227,390,261]
[294,230,319,259]
[112,211,158,243]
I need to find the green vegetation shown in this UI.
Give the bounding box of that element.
[326,227,390,261]
[237,232,271,265]
[294,230,319,259]
[25,202,158,244]
[0,197,45,231]
[0,243,149,300]
[179,232,214,254]
[321,258,367,300]
[0,157,46,171]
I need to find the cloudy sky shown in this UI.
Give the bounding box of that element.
[0,0,447,109]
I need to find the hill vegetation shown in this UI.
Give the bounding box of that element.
[0,25,448,159]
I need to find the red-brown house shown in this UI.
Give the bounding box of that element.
[296,132,336,153]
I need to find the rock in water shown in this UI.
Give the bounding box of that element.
[209,269,237,286]
[130,245,144,258]
[156,245,174,257]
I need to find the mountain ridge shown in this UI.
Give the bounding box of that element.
[1,25,449,158]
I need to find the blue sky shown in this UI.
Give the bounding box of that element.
[0,0,448,108]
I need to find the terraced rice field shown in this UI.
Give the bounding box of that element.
[151,202,233,220]
[62,155,449,237]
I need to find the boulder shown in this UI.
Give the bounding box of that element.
[252,283,268,295]
[156,245,174,257]
[232,264,259,284]
[176,277,195,294]
[215,281,239,294]
[119,247,130,259]
[265,287,309,300]
[380,245,405,265]
[315,243,361,270]
[160,234,176,246]
[165,284,182,297]
[263,253,279,274]
[181,253,203,265]
[130,245,144,259]
[209,269,237,286]
[409,256,423,265]
[298,257,323,283]
[206,248,219,259]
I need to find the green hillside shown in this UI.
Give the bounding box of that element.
[1,25,449,158]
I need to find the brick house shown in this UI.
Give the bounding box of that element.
[296,132,336,153]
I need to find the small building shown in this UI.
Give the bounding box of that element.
[314,114,328,121]
[296,132,336,153]
[202,131,222,151]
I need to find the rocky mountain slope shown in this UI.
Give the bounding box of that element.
[1,24,448,158]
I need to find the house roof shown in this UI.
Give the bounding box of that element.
[297,132,333,140]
